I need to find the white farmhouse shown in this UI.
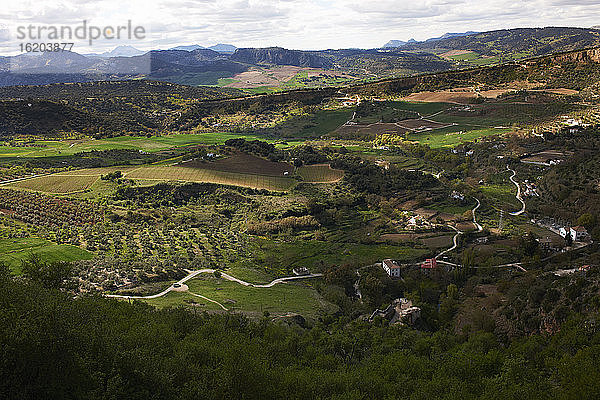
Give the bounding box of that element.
[382,259,402,278]
[570,226,588,242]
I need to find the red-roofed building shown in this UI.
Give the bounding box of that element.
[421,258,437,269]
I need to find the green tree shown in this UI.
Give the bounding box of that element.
[577,213,595,228]
[21,254,74,289]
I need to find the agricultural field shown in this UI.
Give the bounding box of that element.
[0,237,93,274]
[396,119,451,130]
[405,126,510,148]
[479,183,522,210]
[183,152,294,176]
[4,175,98,194]
[297,164,344,182]
[335,122,409,138]
[9,154,343,194]
[265,108,353,137]
[331,99,521,147]
[126,165,296,191]
[380,232,454,250]
[0,188,103,227]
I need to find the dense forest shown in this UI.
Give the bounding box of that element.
[1,266,599,399]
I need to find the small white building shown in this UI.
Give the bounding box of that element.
[570,226,588,242]
[559,227,569,238]
[382,259,402,278]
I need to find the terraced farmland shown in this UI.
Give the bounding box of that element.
[126,166,296,191]
[4,175,98,194]
[297,164,344,182]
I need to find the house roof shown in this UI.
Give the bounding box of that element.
[383,259,401,269]
[572,226,588,232]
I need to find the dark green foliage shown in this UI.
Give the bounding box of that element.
[0,80,243,136]
[331,154,439,196]
[101,170,123,181]
[21,254,73,289]
[224,138,280,160]
[2,279,600,399]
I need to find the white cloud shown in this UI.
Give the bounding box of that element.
[0,0,598,54]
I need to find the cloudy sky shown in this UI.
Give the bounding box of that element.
[0,0,599,54]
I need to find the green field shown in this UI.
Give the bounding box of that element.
[0,133,275,160]
[479,184,522,209]
[268,109,353,137]
[5,175,98,193]
[0,238,93,274]
[297,164,344,182]
[406,126,510,148]
[252,239,428,275]
[143,274,337,317]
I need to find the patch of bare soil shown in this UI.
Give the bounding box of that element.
[440,50,473,58]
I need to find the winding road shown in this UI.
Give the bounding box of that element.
[435,225,462,259]
[435,197,483,259]
[507,166,526,216]
[105,269,323,301]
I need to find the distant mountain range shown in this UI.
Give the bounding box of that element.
[84,45,146,58]
[1,27,600,88]
[84,44,238,58]
[169,44,237,53]
[383,32,479,48]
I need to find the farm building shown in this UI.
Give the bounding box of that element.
[382,259,402,277]
[570,226,589,241]
[421,258,437,269]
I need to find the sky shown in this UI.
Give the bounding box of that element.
[0,0,599,54]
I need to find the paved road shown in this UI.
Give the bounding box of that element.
[106,269,323,300]
[437,259,527,272]
[507,166,526,216]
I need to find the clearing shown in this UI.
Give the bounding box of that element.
[0,237,93,274]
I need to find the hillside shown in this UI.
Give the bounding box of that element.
[1,28,599,90]
[0,80,245,136]
[2,45,600,137]
[347,46,600,96]
[397,27,600,67]
[0,100,99,136]
[230,47,333,68]
[402,27,600,55]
